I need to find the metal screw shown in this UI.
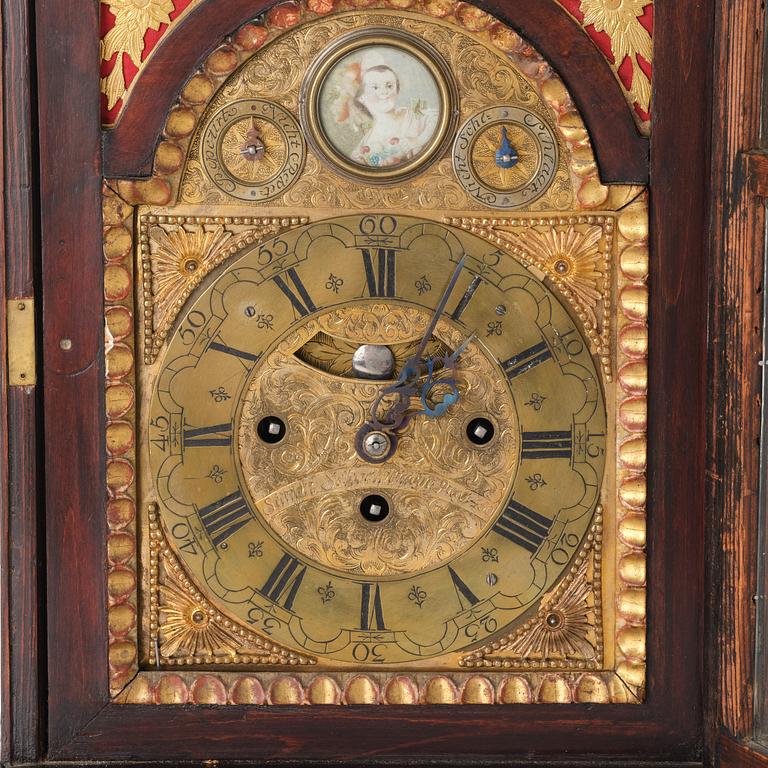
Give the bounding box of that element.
[363,431,390,458]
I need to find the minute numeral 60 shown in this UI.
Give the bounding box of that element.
[358,215,397,236]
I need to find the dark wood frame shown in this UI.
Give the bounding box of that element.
[3,0,713,763]
[708,1,768,766]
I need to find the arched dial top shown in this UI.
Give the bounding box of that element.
[148,215,606,665]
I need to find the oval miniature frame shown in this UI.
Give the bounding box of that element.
[300,28,459,184]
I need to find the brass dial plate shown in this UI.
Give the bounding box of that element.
[238,308,519,577]
[148,214,606,666]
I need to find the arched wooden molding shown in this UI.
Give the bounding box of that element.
[102,0,649,184]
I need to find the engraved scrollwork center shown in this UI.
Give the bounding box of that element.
[237,304,520,577]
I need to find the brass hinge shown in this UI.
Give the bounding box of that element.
[7,298,36,386]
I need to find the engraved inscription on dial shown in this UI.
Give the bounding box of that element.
[453,106,559,209]
[238,307,520,577]
[147,214,606,664]
[201,99,306,202]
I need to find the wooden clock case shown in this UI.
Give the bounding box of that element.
[0,0,759,764]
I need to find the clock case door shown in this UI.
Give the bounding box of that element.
[3,0,709,763]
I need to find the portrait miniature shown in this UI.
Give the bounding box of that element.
[317,44,442,169]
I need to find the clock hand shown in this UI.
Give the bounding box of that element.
[413,255,467,363]
[495,127,518,169]
[370,333,476,428]
[419,333,475,419]
[356,258,469,463]
[373,254,468,403]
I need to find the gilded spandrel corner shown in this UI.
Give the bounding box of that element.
[102,0,647,705]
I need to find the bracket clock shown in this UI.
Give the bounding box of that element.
[3,0,712,764]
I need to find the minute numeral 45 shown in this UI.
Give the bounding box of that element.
[502,341,553,379]
[198,490,251,548]
[521,430,573,460]
[493,499,553,554]
[361,248,396,297]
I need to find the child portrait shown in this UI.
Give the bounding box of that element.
[318,44,442,170]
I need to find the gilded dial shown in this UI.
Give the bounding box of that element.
[200,99,305,202]
[453,106,559,209]
[148,215,606,665]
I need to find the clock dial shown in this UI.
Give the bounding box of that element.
[201,99,306,201]
[453,106,559,208]
[300,29,459,184]
[148,214,606,665]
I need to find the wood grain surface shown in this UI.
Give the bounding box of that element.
[720,735,768,768]
[4,0,42,763]
[707,0,766,750]
[36,0,107,756]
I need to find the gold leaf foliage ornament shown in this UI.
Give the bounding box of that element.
[151,506,316,666]
[148,224,234,351]
[498,557,596,661]
[461,554,599,667]
[141,218,296,364]
[510,225,604,330]
[157,552,317,664]
[100,0,174,110]
[446,215,613,379]
[159,574,243,659]
[579,0,652,113]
